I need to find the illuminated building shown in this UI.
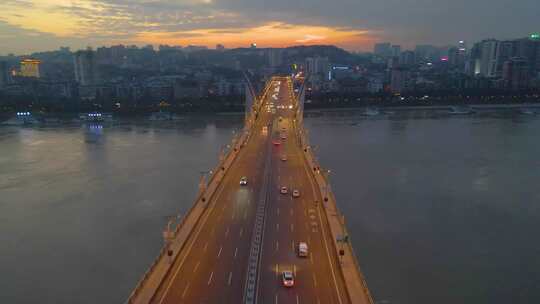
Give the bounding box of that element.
[20,59,41,78]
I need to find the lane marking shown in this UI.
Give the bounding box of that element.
[203,242,208,252]
[217,246,223,258]
[225,227,229,237]
[290,223,294,232]
[239,228,244,237]
[207,271,214,285]
[194,261,201,273]
[290,208,294,216]
[296,294,300,304]
[228,271,233,286]
[291,240,295,252]
[276,223,279,231]
[277,208,280,215]
[312,273,318,287]
[275,264,279,278]
[276,240,279,251]
[275,293,278,304]
[181,282,190,299]
[234,247,238,258]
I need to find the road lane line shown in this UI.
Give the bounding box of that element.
[276,264,279,278]
[239,227,244,237]
[290,208,294,216]
[194,261,200,273]
[228,271,233,286]
[276,240,279,251]
[207,271,214,285]
[225,227,229,237]
[290,223,294,232]
[310,253,314,264]
[293,264,296,275]
[312,273,318,287]
[234,247,238,258]
[275,293,278,304]
[291,240,295,252]
[217,246,223,258]
[181,282,190,299]
[277,207,280,215]
[276,223,279,231]
[296,294,300,304]
[203,242,208,252]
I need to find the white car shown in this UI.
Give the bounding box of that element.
[282,271,294,287]
[292,189,300,198]
[280,186,288,194]
[240,176,248,186]
[281,155,287,161]
[298,242,308,257]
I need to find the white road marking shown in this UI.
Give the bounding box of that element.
[194,261,201,273]
[276,241,279,251]
[225,227,229,237]
[296,294,300,304]
[312,273,318,287]
[310,253,314,264]
[181,282,190,298]
[275,294,278,304]
[207,271,214,285]
[276,223,279,231]
[290,223,294,232]
[203,242,208,252]
[275,264,279,278]
[217,246,223,258]
[291,240,295,252]
[234,247,238,258]
[277,208,280,215]
[290,208,294,216]
[239,228,244,237]
[228,271,233,285]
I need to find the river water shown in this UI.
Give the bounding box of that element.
[1,110,539,304]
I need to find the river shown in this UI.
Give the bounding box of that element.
[1,110,539,303]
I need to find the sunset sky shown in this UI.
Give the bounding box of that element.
[0,0,538,55]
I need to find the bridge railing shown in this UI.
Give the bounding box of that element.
[292,113,375,304]
[127,85,269,303]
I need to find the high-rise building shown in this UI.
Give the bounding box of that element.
[399,50,416,66]
[390,67,411,93]
[0,61,11,87]
[479,39,499,77]
[502,57,530,89]
[391,45,401,57]
[415,45,439,62]
[268,48,283,68]
[74,49,98,85]
[20,59,41,78]
[374,43,392,57]
[305,57,330,79]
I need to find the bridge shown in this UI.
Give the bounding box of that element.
[127,76,373,304]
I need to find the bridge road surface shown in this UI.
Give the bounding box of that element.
[149,79,350,303]
[149,82,278,304]
[255,80,350,304]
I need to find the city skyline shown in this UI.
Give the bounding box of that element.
[1,0,539,55]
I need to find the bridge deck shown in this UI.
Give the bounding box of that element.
[128,77,372,304]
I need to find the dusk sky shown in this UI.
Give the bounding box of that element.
[0,0,538,55]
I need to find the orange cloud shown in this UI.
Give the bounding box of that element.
[134,22,375,50]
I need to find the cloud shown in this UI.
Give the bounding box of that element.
[0,0,539,54]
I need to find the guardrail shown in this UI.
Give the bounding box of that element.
[292,103,374,304]
[127,86,270,303]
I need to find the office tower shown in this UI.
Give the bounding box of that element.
[391,45,401,57]
[0,61,10,87]
[390,67,411,93]
[268,48,283,68]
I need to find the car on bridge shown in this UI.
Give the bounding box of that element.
[281,155,287,161]
[273,140,281,146]
[298,242,309,257]
[292,189,300,198]
[282,271,295,287]
[280,186,288,194]
[239,176,248,186]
